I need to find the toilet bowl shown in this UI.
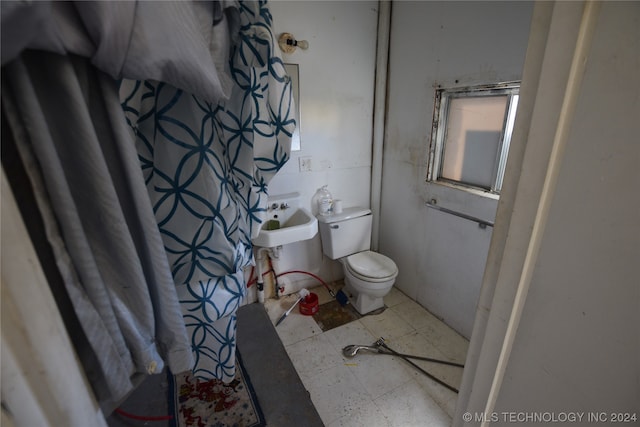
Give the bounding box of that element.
[341,250,398,314]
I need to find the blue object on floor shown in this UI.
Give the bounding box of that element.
[336,289,349,306]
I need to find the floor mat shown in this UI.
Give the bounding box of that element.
[312,299,362,332]
[169,350,265,427]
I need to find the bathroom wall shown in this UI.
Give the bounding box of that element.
[260,1,534,313]
[256,1,379,294]
[381,1,534,336]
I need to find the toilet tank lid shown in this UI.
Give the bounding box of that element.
[317,207,371,224]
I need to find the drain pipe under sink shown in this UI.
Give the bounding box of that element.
[254,246,281,303]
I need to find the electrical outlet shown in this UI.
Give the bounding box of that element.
[299,156,312,172]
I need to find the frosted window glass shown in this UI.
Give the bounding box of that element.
[441,96,508,189]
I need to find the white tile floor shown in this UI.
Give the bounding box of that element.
[264,286,469,427]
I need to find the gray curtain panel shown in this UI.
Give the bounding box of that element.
[2,52,193,404]
[1,1,237,103]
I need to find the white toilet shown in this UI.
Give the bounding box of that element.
[317,207,398,314]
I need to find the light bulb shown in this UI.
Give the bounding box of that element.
[278,33,309,53]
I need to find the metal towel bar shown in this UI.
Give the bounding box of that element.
[425,201,494,228]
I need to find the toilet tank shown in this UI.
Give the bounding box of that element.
[317,207,372,259]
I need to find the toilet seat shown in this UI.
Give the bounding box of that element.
[345,251,398,283]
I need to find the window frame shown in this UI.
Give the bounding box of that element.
[427,82,520,195]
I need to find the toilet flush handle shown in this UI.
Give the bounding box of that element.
[330,224,339,229]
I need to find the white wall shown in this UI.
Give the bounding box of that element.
[381,1,533,334]
[2,169,108,427]
[261,1,379,292]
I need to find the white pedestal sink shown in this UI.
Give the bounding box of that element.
[252,193,318,248]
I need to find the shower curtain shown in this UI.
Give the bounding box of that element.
[1,0,293,404]
[120,1,294,381]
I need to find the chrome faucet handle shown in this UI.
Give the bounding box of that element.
[280,203,290,210]
[270,203,279,210]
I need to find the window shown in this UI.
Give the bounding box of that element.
[427,82,519,194]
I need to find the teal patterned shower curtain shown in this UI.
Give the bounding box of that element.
[120,1,294,381]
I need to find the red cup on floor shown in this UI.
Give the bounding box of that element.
[299,292,319,315]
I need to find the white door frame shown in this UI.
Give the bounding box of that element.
[1,168,108,427]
